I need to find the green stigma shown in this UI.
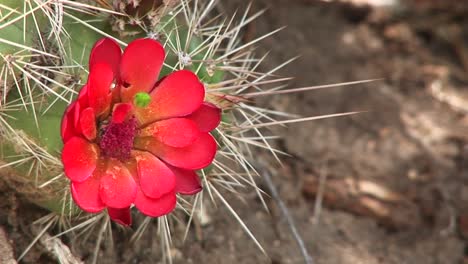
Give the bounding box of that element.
[134,92,151,108]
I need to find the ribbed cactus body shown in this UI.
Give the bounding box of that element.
[2,90,67,213]
[161,24,225,83]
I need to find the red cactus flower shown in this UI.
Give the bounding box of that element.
[61,38,221,226]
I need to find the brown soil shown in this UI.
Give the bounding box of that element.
[2,0,468,263]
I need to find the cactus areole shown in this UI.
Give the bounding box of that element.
[60,38,221,226]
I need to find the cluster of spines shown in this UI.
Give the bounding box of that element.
[0,1,373,263]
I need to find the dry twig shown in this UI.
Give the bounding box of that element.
[32,225,84,264]
[256,161,313,264]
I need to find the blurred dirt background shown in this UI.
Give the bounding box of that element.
[2,0,468,263]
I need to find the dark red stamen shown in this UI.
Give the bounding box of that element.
[99,117,137,161]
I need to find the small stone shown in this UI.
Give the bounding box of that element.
[0,227,16,264]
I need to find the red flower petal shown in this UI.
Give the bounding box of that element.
[120,39,165,102]
[108,207,132,226]
[62,101,83,141]
[71,163,105,213]
[62,137,99,182]
[135,70,205,125]
[79,107,97,141]
[72,101,82,135]
[61,101,78,143]
[99,159,137,208]
[78,85,89,109]
[138,118,200,148]
[88,63,113,116]
[187,102,221,132]
[111,103,133,124]
[135,190,176,217]
[134,133,217,170]
[170,166,202,195]
[89,38,121,79]
[135,151,175,199]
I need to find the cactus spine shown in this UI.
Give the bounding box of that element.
[0,0,296,261]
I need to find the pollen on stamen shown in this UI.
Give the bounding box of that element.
[99,117,137,161]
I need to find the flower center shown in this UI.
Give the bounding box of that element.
[99,117,137,161]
